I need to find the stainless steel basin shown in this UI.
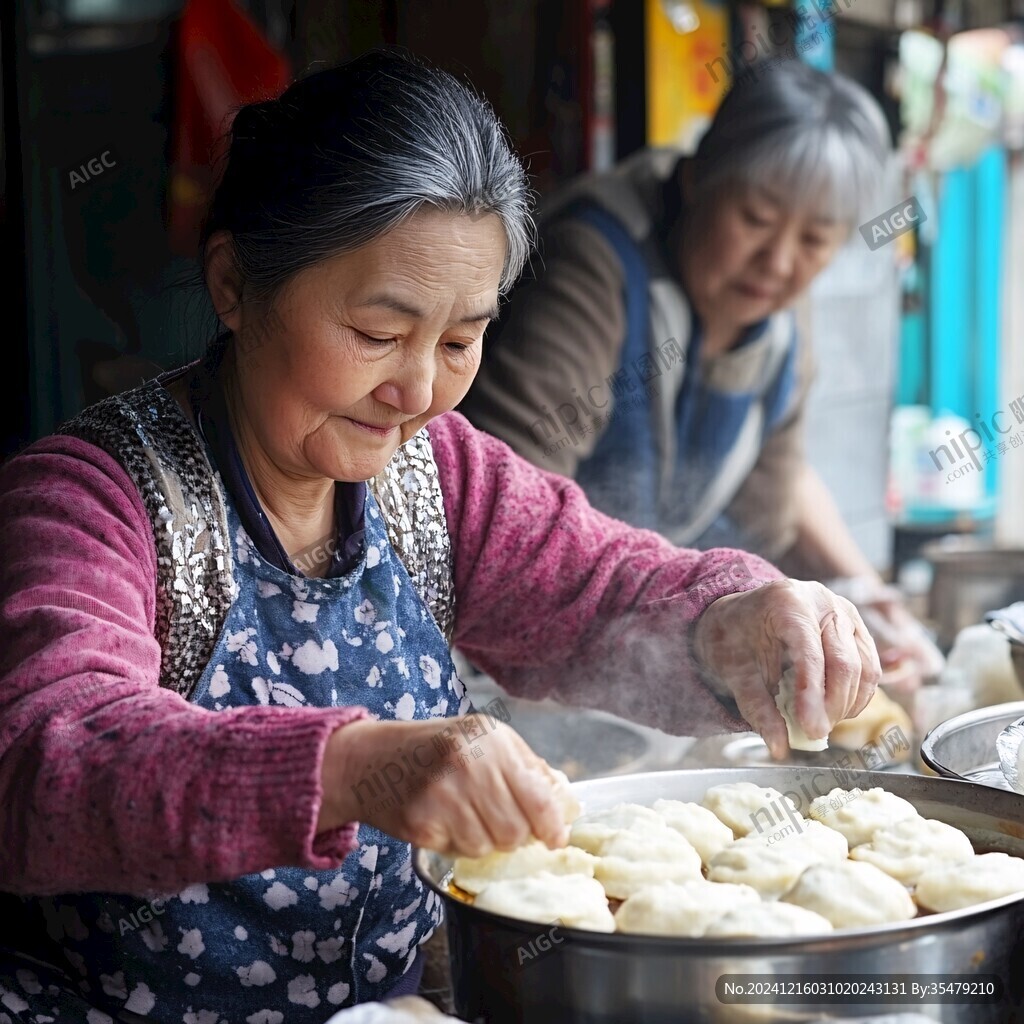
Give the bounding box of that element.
[920,701,1024,790]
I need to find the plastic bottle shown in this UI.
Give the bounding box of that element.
[917,414,984,510]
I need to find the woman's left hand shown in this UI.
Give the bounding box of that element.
[693,579,883,759]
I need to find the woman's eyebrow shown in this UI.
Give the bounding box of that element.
[752,188,784,208]
[355,294,499,323]
[750,190,839,227]
[463,305,500,323]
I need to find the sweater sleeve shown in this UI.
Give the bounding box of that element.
[0,437,369,898]
[458,217,626,475]
[428,412,785,736]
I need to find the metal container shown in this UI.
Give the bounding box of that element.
[451,653,694,780]
[923,540,1024,651]
[1011,645,1024,693]
[920,702,1024,790]
[414,767,1024,1023]
[680,732,910,772]
[490,696,690,781]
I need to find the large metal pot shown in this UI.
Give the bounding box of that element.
[414,767,1024,1023]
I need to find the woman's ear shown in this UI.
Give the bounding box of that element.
[204,231,244,333]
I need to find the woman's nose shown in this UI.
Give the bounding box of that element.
[376,353,434,416]
[761,230,799,278]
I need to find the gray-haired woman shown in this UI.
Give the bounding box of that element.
[463,58,944,691]
[0,51,880,1020]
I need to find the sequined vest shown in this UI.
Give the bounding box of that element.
[55,373,456,696]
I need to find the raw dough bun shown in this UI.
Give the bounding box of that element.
[781,860,917,927]
[548,767,581,823]
[568,803,671,855]
[378,996,451,1019]
[829,687,912,761]
[915,852,1024,912]
[705,901,834,938]
[707,841,820,900]
[473,871,616,932]
[734,818,849,863]
[702,783,800,837]
[594,830,703,899]
[328,995,457,1021]
[808,787,918,847]
[615,878,760,937]
[786,819,849,862]
[775,667,828,751]
[652,799,735,864]
[452,840,597,895]
[850,816,974,885]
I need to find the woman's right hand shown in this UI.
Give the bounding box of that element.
[693,578,882,759]
[318,716,570,858]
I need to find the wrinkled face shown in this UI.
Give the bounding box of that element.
[224,207,506,482]
[679,180,849,331]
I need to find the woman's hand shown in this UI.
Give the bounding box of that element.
[826,576,945,693]
[318,716,570,858]
[693,579,882,759]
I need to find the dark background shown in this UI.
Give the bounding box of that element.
[0,0,989,458]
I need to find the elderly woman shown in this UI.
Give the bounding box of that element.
[462,59,943,691]
[0,52,879,1022]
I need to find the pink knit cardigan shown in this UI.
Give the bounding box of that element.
[0,409,781,897]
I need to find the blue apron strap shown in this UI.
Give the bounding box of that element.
[560,201,651,363]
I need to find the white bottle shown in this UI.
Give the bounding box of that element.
[917,414,985,510]
[889,405,931,511]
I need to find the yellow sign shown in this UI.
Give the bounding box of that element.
[646,0,730,151]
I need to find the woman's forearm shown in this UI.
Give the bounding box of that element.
[0,439,366,896]
[430,411,785,736]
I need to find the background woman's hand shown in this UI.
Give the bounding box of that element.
[693,579,883,759]
[319,716,570,858]
[826,575,945,693]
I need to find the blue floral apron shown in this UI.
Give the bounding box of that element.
[1,492,468,1023]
